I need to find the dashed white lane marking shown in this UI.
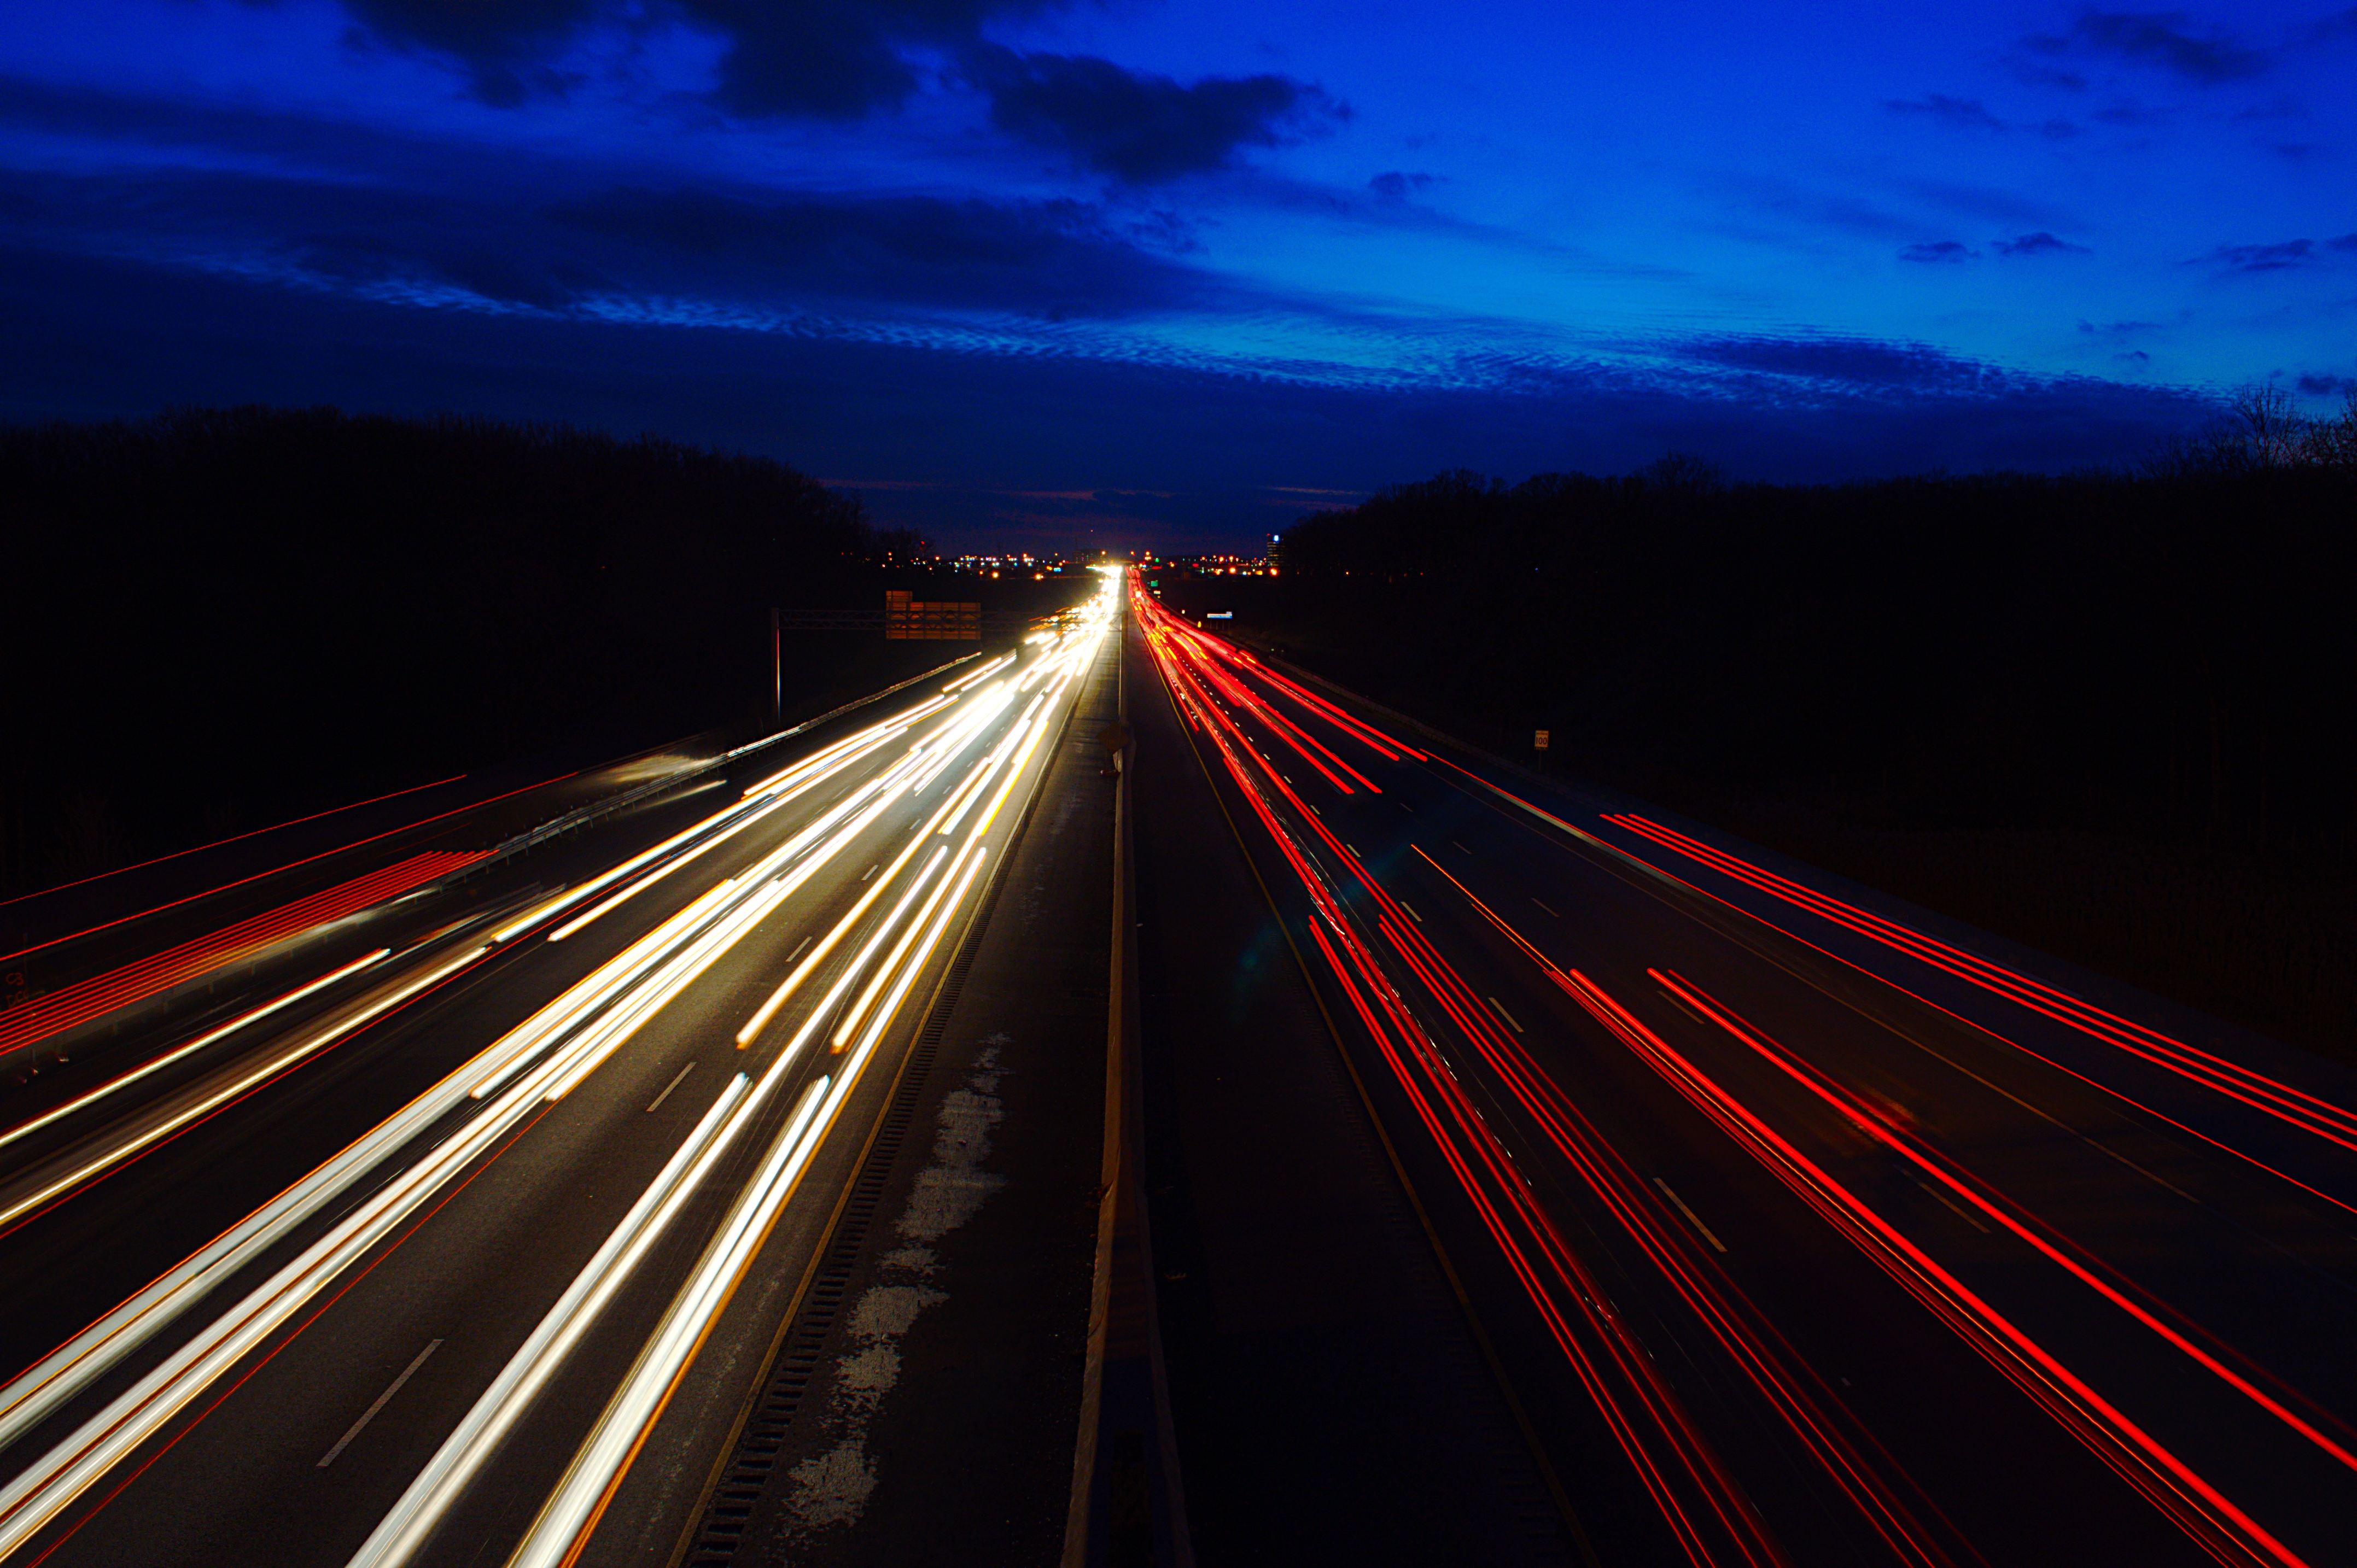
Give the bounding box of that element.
[860,863,878,882]
[1530,897,1559,918]
[318,1339,442,1467]
[1451,839,1471,855]
[1653,1179,1728,1253]
[1402,902,1423,923]
[1918,1180,1992,1232]
[786,936,814,963]
[1486,996,1525,1034]
[646,1060,697,1113]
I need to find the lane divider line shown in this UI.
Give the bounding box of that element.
[318,1340,443,1468]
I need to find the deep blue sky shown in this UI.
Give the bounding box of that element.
[3,3,2351,548]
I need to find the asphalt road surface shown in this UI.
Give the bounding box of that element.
[13,563,2357,1568]
[1132,577,2357,1568]
[0,576,1119,1568]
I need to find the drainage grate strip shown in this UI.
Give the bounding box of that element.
[672,800,1015,1563]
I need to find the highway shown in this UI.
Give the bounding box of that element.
[0,570,1119,1568]
[1133,577,2357,1568]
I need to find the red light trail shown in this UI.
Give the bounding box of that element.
[1134,575,2330,1568]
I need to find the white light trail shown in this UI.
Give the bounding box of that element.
[0,944,488,1235]
[0,947,390,1156]
[341,1073,763,1568]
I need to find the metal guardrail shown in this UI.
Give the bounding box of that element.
[474,650,985,867]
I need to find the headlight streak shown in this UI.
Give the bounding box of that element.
[0,947,390,1156]
[796,847,950,1057]
[511,845,995,1568]
[731,672,1073,1050]
[479,741,947,1099]
[509,692,958,948]
[497,1072,832,1568]
[829,843,971,1051]
[0,943,491,1238]
[545,780,820,942]
[0,628,1132,1560]
[942,652,1016,692]
[469,879,747,1101]
[366,610,1106,1567]
[341,1072,763,1568]
[906,683,1013,793]
[940,697,1047,838]
[500,721,909,947]
[1139,577,2329,1568]
[0,997,571,1560]
[0,967,527,1462]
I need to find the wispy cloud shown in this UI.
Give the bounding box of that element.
[967,46,1346,184]
[1995,231,2092,256]
[1885,95,2004,132]
[2195,237,2315,271]
[1900,241,1977,263]
[2022,11,2269,86]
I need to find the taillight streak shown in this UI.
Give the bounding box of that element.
[1649,967,2357,1483]
[1602,814,2357,1159]
[1137,586,1787,1568]
[1592,815,2357,1219]
[1554,966,2314,1568]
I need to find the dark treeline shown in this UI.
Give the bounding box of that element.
[1220,430,2356,1051]
[3,405,879,900]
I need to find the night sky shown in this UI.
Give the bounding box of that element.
[3,3,2352,549]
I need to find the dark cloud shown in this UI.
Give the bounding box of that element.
[2297,372,2355,395]
[2196,237,2315,271]
[0,239,2224,551]
[2116,349,2151,362]
[2301,8,2357,43]
[1885,95,2004,131]
[337,0,1052,119]
[967,47,1345,183]
[1369,171,1437,202]
[1731,175,1918,239]
[2079,318,2162,333]
[2331,233,2357,252]
[543,184,1216,314]
[341,0,596,107]
[1996,231,2093,256]
[1678,335,2008,397]
[1900,241,1976,263]
[2039,119,2086,138]
[1900,178,2078,231]
[2007,58,2090,90]
[2023,11,2268,85]
[0,116,1221,328]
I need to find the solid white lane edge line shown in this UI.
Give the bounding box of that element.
[318,1340,442,1468]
